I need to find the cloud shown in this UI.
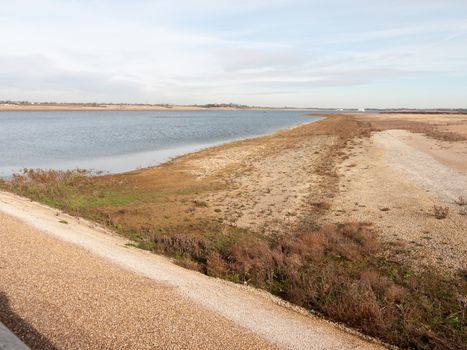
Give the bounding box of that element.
[213,48,304,72]
[0,54,142,101]
[321,20,467,45]
[0,0,466,107]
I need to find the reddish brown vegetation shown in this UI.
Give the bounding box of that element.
[148,221,466,350]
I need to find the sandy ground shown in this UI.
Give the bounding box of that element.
[187,126,339,235]
[0,191,383,350]
[325,125,467,272]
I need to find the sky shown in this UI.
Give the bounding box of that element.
[0,0,466,108]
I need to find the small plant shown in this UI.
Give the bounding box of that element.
[58,219,68,224]
[192,200,209,208]
[310,201,332,210]
[433,205,449,219]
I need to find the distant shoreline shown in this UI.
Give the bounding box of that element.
[1,103,465,113]
[0,104,317,112]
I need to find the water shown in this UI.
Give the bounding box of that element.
[0,110,323,177]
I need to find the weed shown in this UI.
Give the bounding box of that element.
[433,205,449,219]
[193,200,209,208]
[310,201,332,210]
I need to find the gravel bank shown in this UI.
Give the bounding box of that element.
[0,191,383,350]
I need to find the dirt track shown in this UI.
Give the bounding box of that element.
[375,130,467,201]
[327,121,467,272]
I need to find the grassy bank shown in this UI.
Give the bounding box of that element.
[1,116,465,349]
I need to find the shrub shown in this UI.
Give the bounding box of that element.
[154,233,210,262]
[226,237,276,287]
[144,220,465,349]
[206,251,228,277]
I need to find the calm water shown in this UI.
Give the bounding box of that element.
[0,110,322,176]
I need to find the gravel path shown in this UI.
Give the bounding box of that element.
[0,191,383,350]
[326,130,467,272]
[374,130,467,201]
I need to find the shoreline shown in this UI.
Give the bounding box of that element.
[0,105,322,113]
[0,114,323,178]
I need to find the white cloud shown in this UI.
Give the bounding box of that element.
[0,0,466,107]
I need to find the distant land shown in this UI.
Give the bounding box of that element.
[1,101,466,113]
